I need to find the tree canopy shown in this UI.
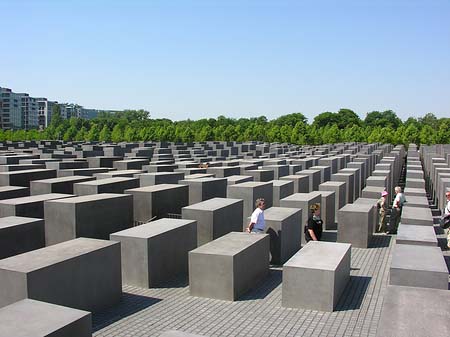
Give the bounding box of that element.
[1,109,449,146]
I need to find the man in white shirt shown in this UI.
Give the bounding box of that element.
[246,198,266,233]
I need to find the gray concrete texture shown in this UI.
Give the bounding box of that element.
[110,218,197,288]
[0,238,122,311]
[189,232,269,301]
[44,193,133,245]
[182,197,243,246]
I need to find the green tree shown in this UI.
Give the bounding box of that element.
[99,125,111,142]
[111,124,124,142]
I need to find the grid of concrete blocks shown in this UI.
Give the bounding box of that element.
[0,141,448,337]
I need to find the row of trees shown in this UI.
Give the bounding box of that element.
[1,108,449,145]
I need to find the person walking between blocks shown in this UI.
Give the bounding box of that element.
[246,198,266,234]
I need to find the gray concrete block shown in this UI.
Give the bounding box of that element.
[30,176,95,195]
[0,216,45,259]
[94,169,143,179]
[110,218,197,288]
[179,178,227,204]
[0,169,57,187]
[280,192,321,245]
[226,175,253,185]
[337,203,373,248]
[405,178,425,189]
[137,172,185,186]
[353,197,379,233]
[264,206,302,265]
[404,187,427,198]
[206,166,240,178]
[245,169,275,182]
[400,206,433,226]
[320,191,336,230]
[262,165,289,179]
[396,224,438,246]
[319,181,346,218]
[182,197,243,246]
[282,241,351,312]
[125,184,189,222]
[310,165,331,183]
[189,232,269,301]
[331,172,354,203]
[227,181,273,226]
[376,285,450,337]
[58,167,116,177]
[271,179,294,206]
[44,193,133,245]
[0,238,122,311]
[0,299,92,337]
[74,177,140,195]
[281,174,309,193]
[402,195,429,208]
[113,159,149,170]
[0,185,29,200]
[0,193,72,218]
[390,244,448,289]
[87,156,122,168]
[361,186,385,199]
[299,169,321,192]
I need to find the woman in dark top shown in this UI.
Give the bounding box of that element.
[305,203,323,242]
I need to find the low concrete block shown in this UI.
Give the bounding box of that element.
[189,232,269,301]
[44,193,133,245]
[396,224,437,246]
[376,285,450,337]
[405,178,425,189]
[401,195,429,208]
[0,193,72,218]
[182,197,243,246]
[281,174,309,193]
[180,178,227,204]
[30,175,95,195]
[319,181,346,217]
[226,175,253,185]
[110,218,197,288]
[271,179,294,206]
[282,241,351,311]
[390,244,448,289]
[404,187,427,198]
[74,177,140,195]
[125,184,189,222]
[0,185,29,200]
[0,216,45,259]
[0,299,92,337]
[0,238,122,311]
[139,172,185,186]
[400,206,433,226]
[0,169,57,187]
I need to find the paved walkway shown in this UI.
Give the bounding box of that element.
[93,234,393,337]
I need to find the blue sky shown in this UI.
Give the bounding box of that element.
[1,0,449,122]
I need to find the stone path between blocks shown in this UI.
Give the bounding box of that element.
[93,233,393,337]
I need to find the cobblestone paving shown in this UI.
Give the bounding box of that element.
[93,234,393,337]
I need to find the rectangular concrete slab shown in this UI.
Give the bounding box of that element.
[390,244,448,289]
[376,285,450,337]
[0,238,122,311]
[396,224,438,246]
[182,197,243,246]
[189,232,269,301]
[0,216,45,259]
[111,218,197,288]
[44,193,133,245]
[0,299,92,337]
[282,241,351,312]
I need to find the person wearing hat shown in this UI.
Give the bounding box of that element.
[377,190,389,232]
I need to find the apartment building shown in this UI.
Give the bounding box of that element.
[36,97,57,129]
[1,87,25,129]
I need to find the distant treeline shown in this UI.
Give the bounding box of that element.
[1,108,449,145]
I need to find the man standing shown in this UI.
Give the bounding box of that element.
[246,198,266,233]
[444,191,450,249]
